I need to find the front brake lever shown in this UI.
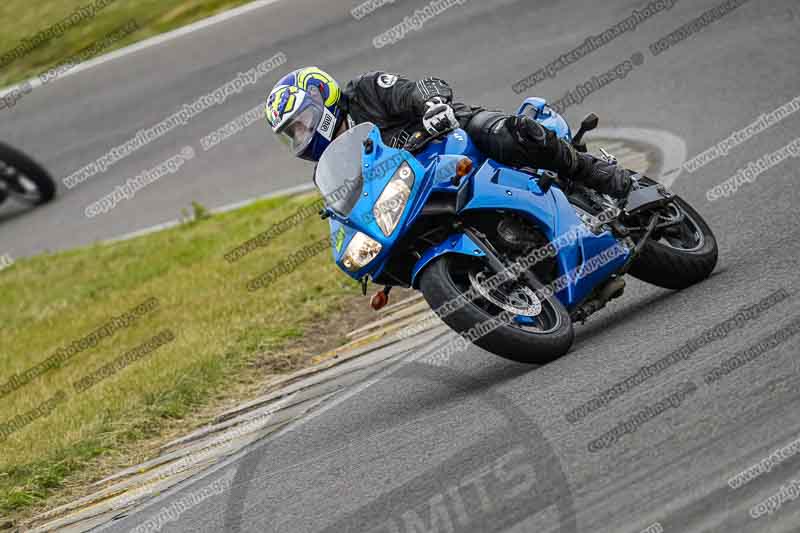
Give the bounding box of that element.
[403,125,457,153]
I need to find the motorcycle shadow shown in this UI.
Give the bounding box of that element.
[0,199,42,223]
[571,268,729,343]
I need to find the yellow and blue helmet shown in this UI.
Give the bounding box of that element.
[266,67,343,161]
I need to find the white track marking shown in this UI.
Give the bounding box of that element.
[594,127,688,187]
[0,0,287,97]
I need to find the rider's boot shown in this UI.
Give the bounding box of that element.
[571,153,633,199]
[508,116,633,199]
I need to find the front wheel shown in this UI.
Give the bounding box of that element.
[419,254,574,364]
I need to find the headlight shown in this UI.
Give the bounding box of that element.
[342,232,382,272]
[373,161,415,236]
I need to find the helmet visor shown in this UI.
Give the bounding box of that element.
[276,105,323,155]
[275,88,325,155]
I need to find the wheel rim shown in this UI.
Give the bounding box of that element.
[630,179,706,253]
[654,203,705,252]
[446,257,562,335]
[468,271,543,317]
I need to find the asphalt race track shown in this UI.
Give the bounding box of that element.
[4,0,800,531]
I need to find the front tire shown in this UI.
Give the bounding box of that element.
[419,254,574,364]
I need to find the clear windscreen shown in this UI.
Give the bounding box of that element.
[314,122,376,216]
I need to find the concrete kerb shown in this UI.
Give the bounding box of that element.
[24,315,444,532]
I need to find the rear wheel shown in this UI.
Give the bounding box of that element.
[0,142,56,205]
[419,254,574,364]
[626,178,717,290]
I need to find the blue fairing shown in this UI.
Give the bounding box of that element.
[413,232,486,278]
[323,98,630,311]
[442,160,628,307]
[326,126,427,280]
[327,126,484,282]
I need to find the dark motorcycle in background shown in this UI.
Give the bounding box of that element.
[0,142,56,207]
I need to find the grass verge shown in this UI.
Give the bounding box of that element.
[0,192,368,521]
[0,0,260,88]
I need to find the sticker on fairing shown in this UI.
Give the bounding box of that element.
[317,107,336,140]
[335,227,346,253]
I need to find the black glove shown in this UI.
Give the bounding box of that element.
[422,97,458,135]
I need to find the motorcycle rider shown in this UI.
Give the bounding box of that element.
[265,67,632,198]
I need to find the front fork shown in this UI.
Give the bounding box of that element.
[463,226,549,295]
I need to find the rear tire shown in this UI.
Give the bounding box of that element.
[627,184,717,290]
[0,142,56,205]
[419,254,574,364]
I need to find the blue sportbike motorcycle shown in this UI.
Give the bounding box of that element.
[315,98,717,363]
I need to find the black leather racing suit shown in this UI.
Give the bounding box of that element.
[339,71,631,197]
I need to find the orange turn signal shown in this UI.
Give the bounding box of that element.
[455,157,473,178]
